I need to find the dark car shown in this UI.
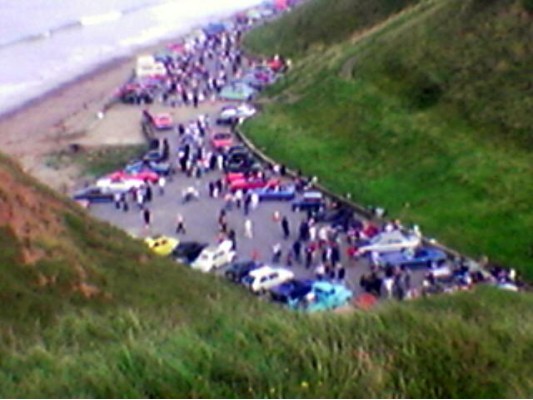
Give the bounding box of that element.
[125,159,171,176]
[225,260,263,283]
[224,149,260,173]
[143,150,168,163]
[378,247,448,269]
[291,191,326,213]
[72,186,114,204]
[315,206,361,231]
[172,242,208,264]
[270,279,315,303]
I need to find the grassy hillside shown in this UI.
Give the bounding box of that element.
[243,0,533,278]
[1,148,533,397]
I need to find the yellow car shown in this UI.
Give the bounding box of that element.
[144,235,179,257]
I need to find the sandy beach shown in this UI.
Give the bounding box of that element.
[0,27,229,193]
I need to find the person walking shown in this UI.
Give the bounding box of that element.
[114,192,121,210]
[244,218,253,238]
[158,176,166,195]
[292,240,302,263]
[142,208,151,231]
[272,243,282,263]
[281,216,290,240]
[175,213,186,234]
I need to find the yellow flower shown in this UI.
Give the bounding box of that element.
[301,381,309,389]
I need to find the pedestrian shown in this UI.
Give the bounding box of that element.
[281,216,290,239]
[292,240,302,263]
[136,189,144,209]
[158,176,166,195]
[243,193,251,215]
[337,264,346,284]
[114,192,121,209]
[272,243,282,263]
[244,218,253,238]
[234,189,243,209]
[121,193,129,212]
[299,221,309,242]
[145,184,152,202]
[175,213,186,234]
[142,208,151,230]
[228,229,237,251]
[305,245,313,269]
[250,192,259,210]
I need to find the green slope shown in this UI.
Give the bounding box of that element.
[0,119,532,397]
[243,0,533,278]
[0,1,533,396]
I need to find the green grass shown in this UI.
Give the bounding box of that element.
[243,0,533,279]
[1,1,533,396]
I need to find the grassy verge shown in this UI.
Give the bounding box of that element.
[243,0,533,278]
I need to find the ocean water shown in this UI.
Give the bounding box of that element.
[0,0,264,115]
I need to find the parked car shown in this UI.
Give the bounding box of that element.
[95,177,145,194]
[224,150,260,173]
[72,186,115,204]
[218,82,257,101]
[124,160,171,176]
[242,266,295,294]
[190,240,236,273]
[270,279,314,303]
[252,184,296,201]
[229,177,280,192]
[314,206,360,231]
[172,242,208,264]
[143,149,168,163]
[377,247,447,269]
[238,70,276,90]
[145,235,179,257]
[291,191,326,213]
[225,260,263,283]
[288,281,353,312]
[151,113,174,130]
[356,230,421,256]
[216,103,256,125]
[211,132,233,150]
[107,170,159,184]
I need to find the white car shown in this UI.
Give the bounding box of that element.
[241,266,295,294]
[357,230,421,256]
[95,177,145,193]
[190,240,236,273]
[217,103,256,124]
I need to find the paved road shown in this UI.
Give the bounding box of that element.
[88,100,429,301]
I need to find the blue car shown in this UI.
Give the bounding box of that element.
[125,160,171,176]
[288,281,353,312]
[377,247,447,269]
[270,279,315,303]
[252,184,296,201]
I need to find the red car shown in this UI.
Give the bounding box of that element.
[152,113,174,130]
[211,132,233,149]
[229,177,280,192]
[108,170,159,183]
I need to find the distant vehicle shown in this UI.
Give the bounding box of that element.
[356,230,421,256]
[151,113,174,130]
[239,68,277,90]
[107,170,159,184]
[142,149,168,163]
[225,260,263,283]
[95,177,145,194]
[135,55,167,78]
[216,103,257,125]
[145,235,179,257]
[269,279,314,303]
[218,82,257,101]
[172,242,208,264]
[229,177,280,192]
[211,132,233,150]
[377,247,447,269]
[252,184,296,201]
[124,160,171,176]
[314,206,359,231]
[190,240,236,273]
[72,186,115,204]
[224,150,261,173]
[288,281,353,312]
[242,266,295,294]
[291,191,326,213]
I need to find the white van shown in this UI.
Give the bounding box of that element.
[135,55,166,78]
